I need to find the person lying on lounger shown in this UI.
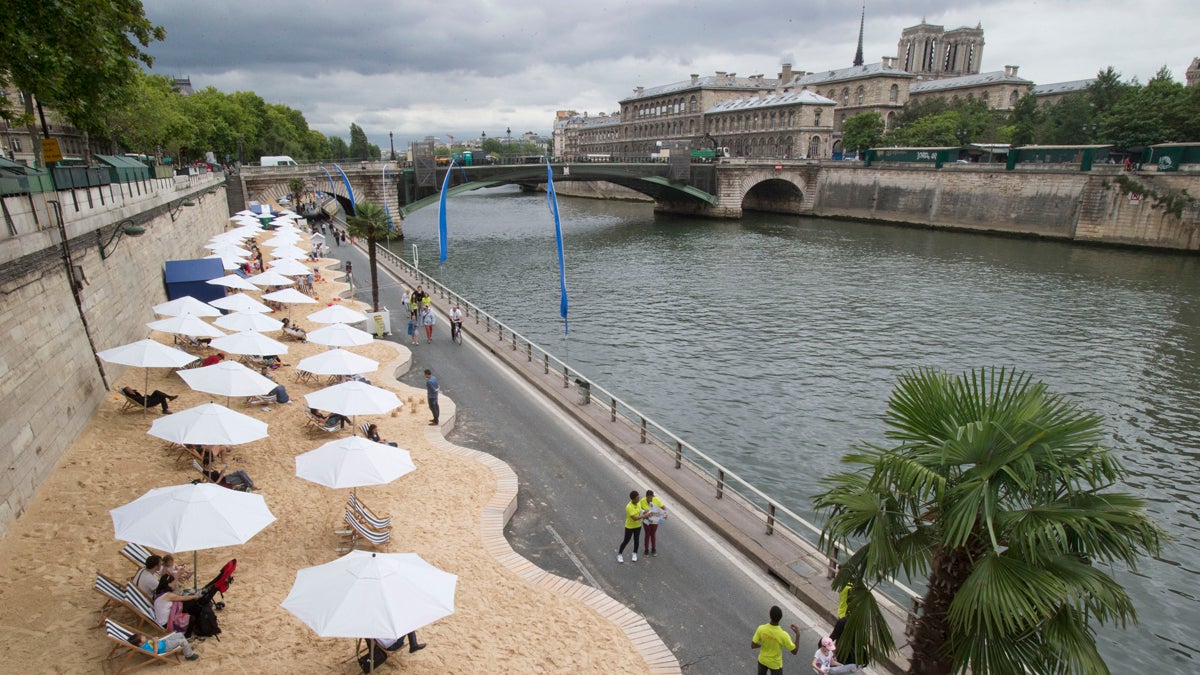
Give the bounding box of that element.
[122,387,178,413]
[310,408,350,429]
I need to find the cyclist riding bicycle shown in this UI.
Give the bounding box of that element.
[449,305,464,343]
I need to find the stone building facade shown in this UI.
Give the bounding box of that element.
[617,72,775,155]
[1187,58,1200,88]
[786,58,914,132]
[908,65,1033,111]
[898,21,985,80]
[705,89,836,159]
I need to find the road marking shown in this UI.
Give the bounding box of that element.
[545,524,602,589]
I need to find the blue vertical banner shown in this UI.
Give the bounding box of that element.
[545,160,569,334]
[331,163,357,216]
[381,165,394,232]
[438,160,454,265]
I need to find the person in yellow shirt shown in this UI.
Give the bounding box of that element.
[637,489,668,556]
[616,490,643,563]
[751,605,800,675]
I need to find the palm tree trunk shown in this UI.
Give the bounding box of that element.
[367,236,380,311]
[908,544,977,675]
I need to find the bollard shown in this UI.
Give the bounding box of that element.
[766,503,776,535]
[716,469,725,499]
[674,441,682,469]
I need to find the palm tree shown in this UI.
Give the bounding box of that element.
[814,367,1164,675]
[345,201,391,311]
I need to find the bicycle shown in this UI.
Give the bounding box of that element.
[451,320,463,345]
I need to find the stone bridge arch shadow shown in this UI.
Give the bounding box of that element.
[739,173,806,215]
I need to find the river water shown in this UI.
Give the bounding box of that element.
[383,185,1199,672]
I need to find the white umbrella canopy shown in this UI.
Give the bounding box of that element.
[178,360,278,399]
[267,258,314,276]
[153,296,221,318]
[270,245,309,260]
[147,402,269,446]
[245,270,297,287]
[205,243,253,256]
[98,339,200,369]
[295,436,415,490]
[263,235,301,247]
[215,311,285,333]
[210,293,272,314]
[110,483,275,585]
[209,330,289,356]
[207,274,260,292]
[147,315,227,338]
[281,551,456,640]
[296,349,378,376]
[307,322,375,348]
[304,381,401,417]
[205,254,247,271]
[262,288,319,305]
[308,304,368,324]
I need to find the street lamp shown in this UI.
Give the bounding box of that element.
[956,127,969,146]
[389,131,395,161]
[1081,123,1098,142]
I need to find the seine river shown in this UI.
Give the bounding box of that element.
[385,185,1199,672]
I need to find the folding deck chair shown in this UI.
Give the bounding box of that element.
[120,543,155,569]
[339,509,391,551]
[124,583,166,633]
[104,618,183,673]
[305,410,343,434]
[348,492,392,530]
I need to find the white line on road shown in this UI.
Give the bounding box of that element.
[545,524,602,589]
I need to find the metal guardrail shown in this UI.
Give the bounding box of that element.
[356,237,923,627]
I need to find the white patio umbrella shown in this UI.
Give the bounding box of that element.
[111,483,275,589]
[267,258,314,276]
[209,330,289,357]
[263,235,301,247]
[178,360,278,405]
[147,315,227,338]
[97,339,200,415]
[210,293,272,314]
[207,274,260,292]
[281,550,456,640]
[205,254,247,271]
[153,296,221,318]
[308,304,368,324]
[234,210,257,217]
[307,322,375,348]
[205,243,253,256]
[262,288,319,305]
[296,349,379,376]
[215,311,284,333]
[304,381,402,432]
[245,270,297,287]
[270,245,309,260]
[295,436,415,491]
[147,402,268,446]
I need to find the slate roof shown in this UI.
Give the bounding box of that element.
[788,62,915,88]
[910,70,1033,93]
[1031,79,1095,96]
[620,75,776,103]
[708,90,837,113]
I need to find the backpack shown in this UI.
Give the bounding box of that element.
[189,602,221,639]
[357,643,388,673]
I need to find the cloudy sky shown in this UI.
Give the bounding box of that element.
[142,0,1199,149]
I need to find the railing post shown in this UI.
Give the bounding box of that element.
[526,343,532,362]
[563,365,569,388]
[497,325,503,342]
[543,353,549,374]
[511,333,517,351]
[766,503,776,535]
[905,598,924,638]
[716,470,725,499]
[485,316,491,332]
[640,418,646,443]
[674,441,682,469]
[610,397,617,422]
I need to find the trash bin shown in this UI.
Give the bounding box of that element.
[574,378,591,405]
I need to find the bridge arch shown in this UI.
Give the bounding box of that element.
[735,171,808,216]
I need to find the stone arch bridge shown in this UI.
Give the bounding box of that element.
[237,160,823,235]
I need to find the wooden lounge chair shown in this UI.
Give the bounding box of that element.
[245,392,278,406]
[124,583,166,632]
[104,618,183,673]
[339,509,391,551]
[293,368,316,384]
[120,543,155,569]
[95,572,134,627]
[306,410,343,434]
[348,492,392,530]
[117,388,146,413]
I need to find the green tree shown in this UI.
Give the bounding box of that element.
[1005,93,1040,146]
[887,110,961,147]
[102,71,194,156]
[329,135,350,159]
[348,123,371,160]
[345,201,393,311]
[814,367,1164,675]
[1,0,165,161]
[1098,66,1188,148]
[288,177,305,201]
[842,113,885,154]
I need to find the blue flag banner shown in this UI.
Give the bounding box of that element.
[545,160,569,334]
[331,164,356,216]
[438,160,455,265]
[381,165,394,232]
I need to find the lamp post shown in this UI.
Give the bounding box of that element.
[389,131,395,162]
[1081,123,1098,143]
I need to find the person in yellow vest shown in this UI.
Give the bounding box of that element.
[829,582,852,641]
[615,490,643,563]
[751,605,800,675]
[637,489,668,556]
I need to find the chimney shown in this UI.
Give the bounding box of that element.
[715,70,726,79]
[780,63,793,83]
[1004,65,1019,78]
[728,72,736,84]
[635,86,644,96]
[691,73,699,85]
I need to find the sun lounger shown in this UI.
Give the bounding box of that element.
[124,583,166,632]
[306,410,343,434]
[293,368,316,384]
[95,572,133,627]
[104,618,182,673]
[339,509,391,551]
[120,543,155,569]
[117,388,146,413]
[348,492,392,530]
[245,392,278,406]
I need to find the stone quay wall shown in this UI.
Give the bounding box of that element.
[0,174,227,533]
[810,164,1200,251]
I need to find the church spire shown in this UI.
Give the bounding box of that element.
[853,3,865,66]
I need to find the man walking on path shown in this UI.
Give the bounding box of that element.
[752,605,801,675]
[638,489,668,556]
[616,490,643,563]
[425,369,439,426]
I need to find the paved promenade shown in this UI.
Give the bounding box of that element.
[330,235,909,673]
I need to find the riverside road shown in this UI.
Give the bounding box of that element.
[332,241,848,674]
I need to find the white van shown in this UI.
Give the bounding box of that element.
[260,155,299,166]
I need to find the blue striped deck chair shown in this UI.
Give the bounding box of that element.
[348,492,392,530]
[104,618,183,673]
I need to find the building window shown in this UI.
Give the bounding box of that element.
[690,96,698,112]
[809,135,820,158]
[886,111,895,129]
[889,84,899,102]
[814,109,822,126]
[1009,90,1019,107]
[841,88,850,106]
[982,91,990,105]
[13,138,22,152]
[855,86,865,105]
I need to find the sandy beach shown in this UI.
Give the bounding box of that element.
[0,227,654,672]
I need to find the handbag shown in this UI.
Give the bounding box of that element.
[168,600,190,632]
[358,643,389,673]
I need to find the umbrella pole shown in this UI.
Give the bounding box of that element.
[193,550,199,592]
[143,369,150,416]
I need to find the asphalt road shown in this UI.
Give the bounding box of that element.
[333,239,839,673]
